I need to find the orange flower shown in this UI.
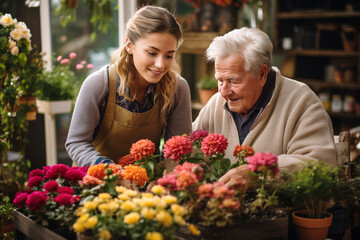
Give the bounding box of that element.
[118,154,136,167]
[233,145,255,158]
[130,139,156,161]
[108,164,123,179]
[122,165,149,187]
[87,164,106,180]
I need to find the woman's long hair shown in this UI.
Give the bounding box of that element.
[110,5,183,124]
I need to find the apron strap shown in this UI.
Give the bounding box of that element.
[108,64,117,103]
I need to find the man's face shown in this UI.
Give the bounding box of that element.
[215,54,267,115]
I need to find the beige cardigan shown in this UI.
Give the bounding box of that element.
[193,67,337,173]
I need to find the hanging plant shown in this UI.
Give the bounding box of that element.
[57,0,79,27]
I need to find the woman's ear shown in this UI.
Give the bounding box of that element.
[125,38,133,54]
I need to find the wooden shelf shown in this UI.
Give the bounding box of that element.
[329,112,360,119]
[276,49,360,56]
[277,11,360,19]
[300,79,360,90]
[179,32,219,54]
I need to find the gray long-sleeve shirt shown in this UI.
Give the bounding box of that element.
[65,66,192,167]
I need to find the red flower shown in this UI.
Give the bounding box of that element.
[58,186,74,195]
[26,191,47,212]
[188,130,208,142]
[64,169,86,182]
[29,169,43,178]
[247,152,279,175]
[118,154,136,167]
[53,193,78,206]
[233,145,255,158]
[201,133,228,156]
[44,164,70,179]
[163,135,193,162]
[130,139,156,161]
[41,166,50,176]
[27,176,43,188]
[43,180,59,193]
[13,193,28,208]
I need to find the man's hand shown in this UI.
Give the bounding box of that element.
[218,164,250,187]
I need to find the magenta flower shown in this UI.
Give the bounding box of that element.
[163,135,193,162]
[201,133,228,156]
[29,169,43,178]
[41,166,50,175]
[247,152,279,175]
[53,193,78,206]
[43,180,59,193]
[60,58,69,64]
[13,193,28,208]
[27,176,43,188]
[58,186,74,195]
[188,129,208,142]
[157,172,177,191]
[86,64,94,69]
[44,164,70,179]
[26,191,47,212]
[63,169,86,183]
[69,52,77,59]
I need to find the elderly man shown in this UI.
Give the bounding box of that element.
[192,27,337,186]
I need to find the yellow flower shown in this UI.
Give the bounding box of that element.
[84,201,97,210]
[162,195,177,205]
[124,189,138,197]
[145,231,163,240]
[108,201,119,213]
[98,193,112,200]
[75,207,87,216]
[171,204,185,216]
[98,203,112,215]
[139,197,156,208]
[84,216,98,229]
[78,213,89,223]
[73,222,85,233]
[156,210,172,227]
[118,193,129,201]
[98,229,112,240]
[115,186,127,193]
[174,215,186,226]
[151,185,165,195]
[124,212,140,224]
[142,193,154,198]
[121,201,137,211]
[188,224,201,236]
[153,196,167,209]
[141,207,156,220]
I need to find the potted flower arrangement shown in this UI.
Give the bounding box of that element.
[196,75,218,105]
[277,160,340,240]
[36,52,94,115]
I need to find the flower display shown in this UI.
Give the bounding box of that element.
[185,0,246,8]
[13,164,88,228]
[163,135,193,162]
[122,164,149,187]
[130,139,156,161]
[73,185,199,240]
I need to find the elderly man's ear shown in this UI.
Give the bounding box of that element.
[259,64,269,87]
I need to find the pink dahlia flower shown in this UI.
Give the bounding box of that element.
[26,191,47,212]
[64,169,86,182]
[43,180,59,193]
[44,164,70,179]
[130,139,156,161]
[54,193,78,206]
[13,193,28,208]
[57,186,74,195]
[157,172,177,191]
[188,129,208,142]
[201,133,228,156]
[247,152,279,175]
[163,135,193,162]
[28,169,43,178]
[174,162,203,180]
[27,176,43,188]
[176,171,198,190]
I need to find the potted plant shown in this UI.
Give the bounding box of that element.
[278,161,340,240]
[196,75,218,105]
[36,52,93,115]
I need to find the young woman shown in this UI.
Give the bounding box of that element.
[65,6,192,167]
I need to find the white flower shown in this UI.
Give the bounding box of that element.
[20,28,32,41]
[0,14,16,27]
[11,46,19,56]
[10,28,22,41]
[8,39,17,49]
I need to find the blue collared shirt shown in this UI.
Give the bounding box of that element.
[230,69,276,144]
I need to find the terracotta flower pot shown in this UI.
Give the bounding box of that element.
[18,96,37,121]
[198,89,218,106]
[292,210,333,240]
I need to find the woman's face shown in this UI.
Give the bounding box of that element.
[127,32,178,89]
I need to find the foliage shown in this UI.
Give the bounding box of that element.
[196,75,218,90]
[0,195,15,240]
[36,52,93,101]
[277,161,340,219]
[185,0,246,8]
[56,0,78,27]
[0,13,43,197]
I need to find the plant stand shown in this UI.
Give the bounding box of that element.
[36,99,72,166]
